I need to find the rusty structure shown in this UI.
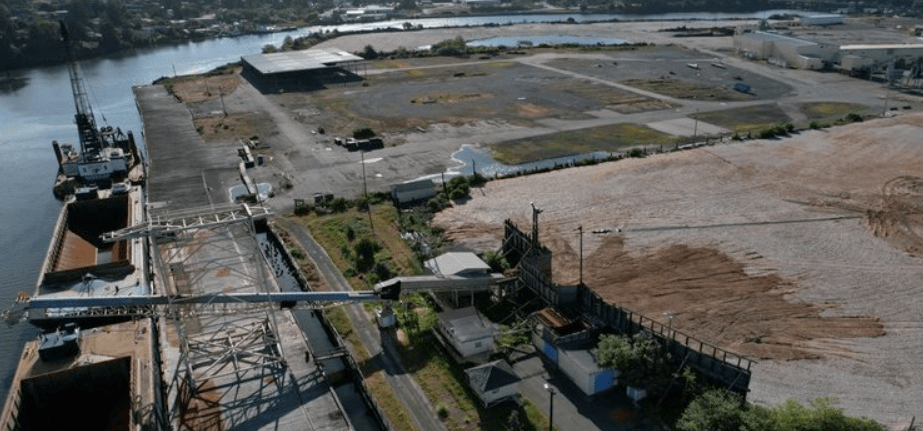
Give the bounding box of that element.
[502,218,753,397]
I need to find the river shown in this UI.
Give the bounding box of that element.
[0,9,798,402]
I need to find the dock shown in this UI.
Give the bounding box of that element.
[134,85,238,210]
[133,84,356,431]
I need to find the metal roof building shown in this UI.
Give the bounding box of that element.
[425,251,492,277]
[242,49,363,74]
[241,49,365,92]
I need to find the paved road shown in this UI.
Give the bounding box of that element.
[275,218,448,431]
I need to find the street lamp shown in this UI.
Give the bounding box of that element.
[543,382,555,431]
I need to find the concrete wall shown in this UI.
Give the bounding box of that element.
[480,382,518,405]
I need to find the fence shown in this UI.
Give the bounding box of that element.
[503,219,753,395]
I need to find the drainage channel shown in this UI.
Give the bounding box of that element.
[257,227,383,431]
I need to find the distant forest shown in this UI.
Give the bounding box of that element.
[1,0,916,72]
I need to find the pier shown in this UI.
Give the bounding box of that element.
[133,84,369,431]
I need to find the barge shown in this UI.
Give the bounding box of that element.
[0,21,157,431]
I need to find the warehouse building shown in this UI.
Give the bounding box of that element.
[839,44,923,74]
[241,48,364,92]
[735,31,838,70]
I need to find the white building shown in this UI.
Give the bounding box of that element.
[465,360,520,407]
[839,44,923,72]
[799,14,843,26]
[391,179,436,205]
[425,252,492,277]
[735,31,838,70]
[438,307,496,360]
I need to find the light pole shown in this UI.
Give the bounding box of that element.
[543,382,555,431]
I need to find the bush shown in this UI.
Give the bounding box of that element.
[294,203,313,216]
[677,390,886,431]
[482,250,509,272]
[353,237,380,272]
[468,172,488,188]
[353,127,376,139]
[328,198,349,213]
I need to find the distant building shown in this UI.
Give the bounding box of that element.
[240,49,364,92]
[839,44,923,73]
[465,360,520,407]
[735,31,837,70]
[464,0,502,6]
[438,307,496,360]
[799,14,843,26]
[344,5,395,21]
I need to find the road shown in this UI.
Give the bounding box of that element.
[275,218,448,431]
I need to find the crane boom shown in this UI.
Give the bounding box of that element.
[59,21,102,155]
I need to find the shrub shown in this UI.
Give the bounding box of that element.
[294,203,312,216]
[353,127,376,139]
[328,198,349,213]
[628,148,646,158]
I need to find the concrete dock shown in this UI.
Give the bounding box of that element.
[134,85,238,211]
[133,84,356,431]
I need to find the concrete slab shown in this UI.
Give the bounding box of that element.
[134,85,240,211]
[646,117,728,137]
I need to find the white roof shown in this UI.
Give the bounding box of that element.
[840,44,923,50]
[425,252,491,276]
[438,307,494,342]
[242,49,362,75]
[741,31,816,47]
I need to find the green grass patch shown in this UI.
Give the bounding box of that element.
[491,123,678,164]
[799,102,868,120]
[622,77,748,101]
[691,104,791,134]
[295,205,421,288]
[366,370,420,431]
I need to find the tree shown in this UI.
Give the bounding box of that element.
[677,391,887,431]
[597,331,670,388]
[361,44,378,59]
[676,389,744,431]
[353,237,380,272]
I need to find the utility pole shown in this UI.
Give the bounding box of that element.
[544,383,555,431]
[578,225,583,286]
[531,202,543,249]
[693,109,699,142]
[361,151,373,231]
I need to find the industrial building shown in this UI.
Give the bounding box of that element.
[437,307,497,360]
[241,49,364,93]
[734,31,838,70]
[736,31,923,77]
[839,44,923,75]
[798,14,844,26]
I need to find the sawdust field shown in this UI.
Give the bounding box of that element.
[432,114,923,429]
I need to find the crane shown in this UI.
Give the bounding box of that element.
[60,21,103,155]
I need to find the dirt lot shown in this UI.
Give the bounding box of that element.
[432,114,923,429]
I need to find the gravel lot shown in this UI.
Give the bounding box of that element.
[432,114,923,429]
